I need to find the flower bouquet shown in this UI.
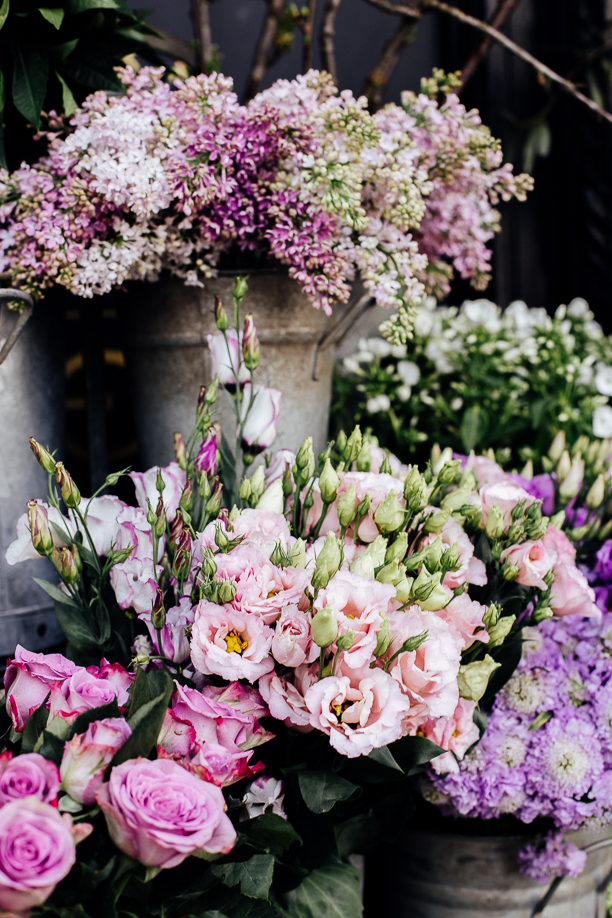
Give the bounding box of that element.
[0,282,592,918]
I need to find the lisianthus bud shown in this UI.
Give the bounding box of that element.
[155,497,166,539]
[179,480,193,514]
[380,454,392,475]
[394,577,414,605]
[55,462,80,509]
[156,468,166,494]
[556,449,571,483]
[29,438,56,475]
[242,314,260,371]
[294,437,315,482]
[336,430,347,454]
[374,491,405,534]
[202,548,217,579]
[172,529,192,580]
[376,560,402,585]
[311,606,338,647]
[337,484,357,529]
[356,494,371,518]
[319,459,341,504]
[374,618,391,657]
[457,655,501,702]
[151,587,166,630]
[548,430,566,464]
[256,480,284,514]
[214,295,230,331]
[146,499,157,528]
[485,505,505,540]
[422,537,444,572]
[342,427,362,465]
[56,545,79,584]
[217,579,237,603]
[214,525,231,552]
[248,466,266,505]
[441,486,473,512]
[356,440,371,472]
[488,614,516,648]
[442,543,460,572]
[572,435,589,457]
[532,605,554,623]
[27,500,53,555]
[502,563,519,581]
[424,508,451,534]
[169,509,184,551]
[194,426,219,477]
[312,532,342,591]
[386,532,408,564]
[336,631,356,651]
[207,480,223,517]
[281,463,294,498]
[432,446,453,475]
[559,456,584,503]
[437,459,462,485]
[174,433,187,470]
[586,474,606,510]
[233,276,249,304]
[287,539,306,569]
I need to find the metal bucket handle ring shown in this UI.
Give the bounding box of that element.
[0,289,35,367]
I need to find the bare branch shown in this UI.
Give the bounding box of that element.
[459,0,524,89]
[144,27,197,69]
[362,0,421,18]
[362,16,415,110]
[302,0,318,72]
[191,0,212,74]
[320,0,342,83]
[245,0,285,100]
[423,0,612,127]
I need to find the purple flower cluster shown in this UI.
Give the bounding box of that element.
[428,570,612,881]
[0,67,531,315]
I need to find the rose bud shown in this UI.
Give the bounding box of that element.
[60,718,132,806]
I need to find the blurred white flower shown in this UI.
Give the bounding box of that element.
[396,360,421,386]
[343,357,362,374]
[396,384,412,402]
[585,320,604,340]
[567,297,591,319]
[450,397,463,411]
[414,308,436,337]
[461,299,502,332]
[390,344,408,358]
[366,394,391,413]
[425,340,454,373]
[593,405,612,438]
[362,337,392,358]
[595,364,612,396]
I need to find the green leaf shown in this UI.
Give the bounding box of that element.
[52,39,79,62]
[241,813,302,857]
[110,672,172,767]
[218,433,238,510]
[283,864,362,918]
[460,404,485,453]
[127,665,152,718]
[53,601,101,651]
[38,728,65,765]
[0,0,9,31]
[61,52,122,91]
[33,577,79,610]
[211,855,274,900]
[12,45,48,129]
[68,699,121,739]
[297,771,359,814]
[68,0,118,11]
[228,901,282,918]
[529,710,553,731]
[366,746,404,772]
[387,735,444,774]
[39,7,65,28]
[21,694,51,752]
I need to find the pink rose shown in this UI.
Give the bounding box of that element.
[435,593,489,651]
[422,697,479,774]
[60,717,132,805]
[169,682,272,754]
[0,752,60,807]
[315,570,395,669]
[259,665,317,731]
[190,602,274,682]
[4,647,79,732]
[304,661,411,758]
[130,462,186,523]
[501,539,556,590]
[480,481,535,529]
[549,563,600,618]
[0,798,76,914]
[159,709,197,757]
[239,384,282,452]
[145,597,195,664]
[387,606,461,721]
[96,757,236,867]
[271,606,316,667]
[206,329,250,388]
[49,668,129,721]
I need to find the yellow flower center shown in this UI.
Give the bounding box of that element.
[225,630,248,655]
[267,590,278,599]
[333,701,351,720]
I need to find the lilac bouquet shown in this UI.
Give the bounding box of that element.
[0,67,530,337]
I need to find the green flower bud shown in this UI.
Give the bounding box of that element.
[483,602,501,629]
[54,545,80,585]
[548,430,566,464]
[256,480,284,514]
[151,586,166,631]
[417,578,449,612]
[441,486,473,512]
[214,525,231,552]
[488,614,516,648]
[374,490,405,534]
[319,458,341,504]
[559,456,585,503]
[239,478,252,502]
[282,463,294,497]
[270,542,287,567]
[336,631,356,651]
[441,543,460,573]
[29,438,56,475]
[337,482,357,529]
[502,564,519,582]
[432,446,453,475]
[233,276,249,304]
[356,494,371,517]
[54,462,80,509]
[424,508,451,534]
[380,454,392,475]
[336,430,347,456]
[156,468,166,494]
[248,466,266,505]
[422,537,444,572]
[214,294,230,331]
[457,655,501,702]
[294,437,316,482]
[202,548,218,579]
[174,433,187,471]
[437,459,462,485]
[411,567,438,602]
[385,532,408,564]
[217,579,237,603]
[374,618,391,657]
[586,474,606,510]
[532,605,554,623]
[287,538,306,569]
[27,500,53,556]
[394,577,414,605]
[311,606,339,647]
[376,560,402,585]
[356,440,371,472]
[312,532,342,591]
[549,511,566,531]
[179,480,193,514]
[242,314,260,371]
[556,449,571,483]
[485,505,505,540]
[343,426,362,465]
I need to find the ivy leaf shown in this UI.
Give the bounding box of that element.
[241,813,302,857]
[211,854,274,900]
[39,7,65,29]
[283,864,362,918]
[11,45,48,129]
[297,771,359,814]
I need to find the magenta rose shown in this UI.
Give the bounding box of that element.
[60,717,132,805]
[0,798,76,914]
[96,757,236,868]
[169,683,272,754]
[49,668,128,721]
[0,752,60,807]
[4,647,79,732]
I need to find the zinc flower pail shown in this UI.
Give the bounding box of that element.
[0,296,64,656]
[120,273,335,468]
[365,829,612,917]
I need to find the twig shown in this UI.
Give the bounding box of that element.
[362,15,415,109]
[245,0,285,100]
[567,33,612,79]
[320,0,342,84]
[422,0,612,126]
[302,0,318,72]
[459,0,524,89]
[191,0,212,74]
[144,27,197,69]
[362,0,421,18]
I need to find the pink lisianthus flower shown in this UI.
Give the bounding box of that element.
[206,329,250,389]
[239,384,282,452]
[144,596,195,664]
[421,697,479,774]
[168,682,273,754]
[194,426,220,477]
[271,606,317,667]
[76,495,128,556]
[4,647,79,732]
[461,452,509,488]
[422,516,486,589]
[435,593,489,651]
[242,775,286,819]
[542,525,577,564]
[48,666,130,721]
[130,461,186,523]
[306,471,405,543]
[0,752,60,807]
[109,506,161,615]
[190,601,274,682]
[5,500,70,565]
[386,606,461,722]
[480,481,535,530]
[96,757,236,868]
[314,570,395,669]
[259,664,318,731]
[501,539,556,590]
[198,508,295,558]
[304,660,411,758]
[549,563,600,619]
[60,717,132,805]
[365,445,410,478]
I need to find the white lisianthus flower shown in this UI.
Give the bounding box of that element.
[366,394,391,413]
[396,385,411,402]
[595,364,612,395]
[396,360,420,386]
[593,405,612,438]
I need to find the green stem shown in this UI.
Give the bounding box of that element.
[72,506,104,577]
